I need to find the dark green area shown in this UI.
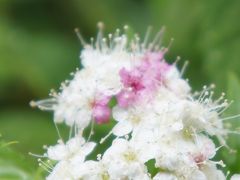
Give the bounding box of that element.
[0,0,240,179]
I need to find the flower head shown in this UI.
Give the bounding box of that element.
[31,24,240,180]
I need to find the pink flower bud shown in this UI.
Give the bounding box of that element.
[93,105,111,124]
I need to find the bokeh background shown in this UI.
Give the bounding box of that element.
[0,0,240,179]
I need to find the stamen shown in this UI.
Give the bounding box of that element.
[114,28,120,40]
[199,91,209,103]
[39,163,51,173]
[180,60,189,77]
[38,158,53,170]
[215,93,225,104]
[225,171,230,179]
[29,152,47,158]
[220,114,240,121]
[217,101,233,115]
[49,89,58,97]
[165,38,174,52]
[123,25,129,32]
[74,28,87,47]
[101,38,108,52]
[90,37,94,47]
[30,99,56,111]
[173,56,181,65]
[100,129,113,144]
[69,124,73,140]
[108,34,113,49]
[87,119,95,142]
[215,145,224,152]
[197,85,209,101]
[151,26,165,50]
[215,160,226,167]
[96,21,105,50]
[54,121,63,141]
[225,129,240,135]
[142,26,152,49]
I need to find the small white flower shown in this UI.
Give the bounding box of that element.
[164,65,191,97]
[47,136,95,165]
[154,133,220,179]
[46,161,73,180]
[231,174,240,180]
[180,95,227,145]
[46,136,96,180]
[153,173,178,180]
[71,160,109,180]
[200,162,226,180]
[112,105,148,136]
[102,138,151,180]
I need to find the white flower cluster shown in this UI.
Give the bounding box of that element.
[32,24,239,180]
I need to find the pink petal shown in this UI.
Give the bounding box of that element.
[93,105,111,124]
[95,94,111,106]
[116,90,136,108]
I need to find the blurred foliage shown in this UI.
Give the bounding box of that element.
[0,0,240,179]
[0,136,44,180]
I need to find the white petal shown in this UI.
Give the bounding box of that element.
[171,122,183,131]
[153,173,177,180]
[46,161,72,180]
[67,136,85,153]
[112,106,129,122]
[47,144,68,161]
[81,142,96,156]
[231,174,240,180]
[74,109,92,128]
[112,121,132,136]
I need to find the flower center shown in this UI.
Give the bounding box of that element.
[193,153,206,168]
[130,115,141,125]
[101,172,110,180]
[123,150,137,162]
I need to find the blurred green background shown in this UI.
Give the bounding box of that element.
[0,0,240,179]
